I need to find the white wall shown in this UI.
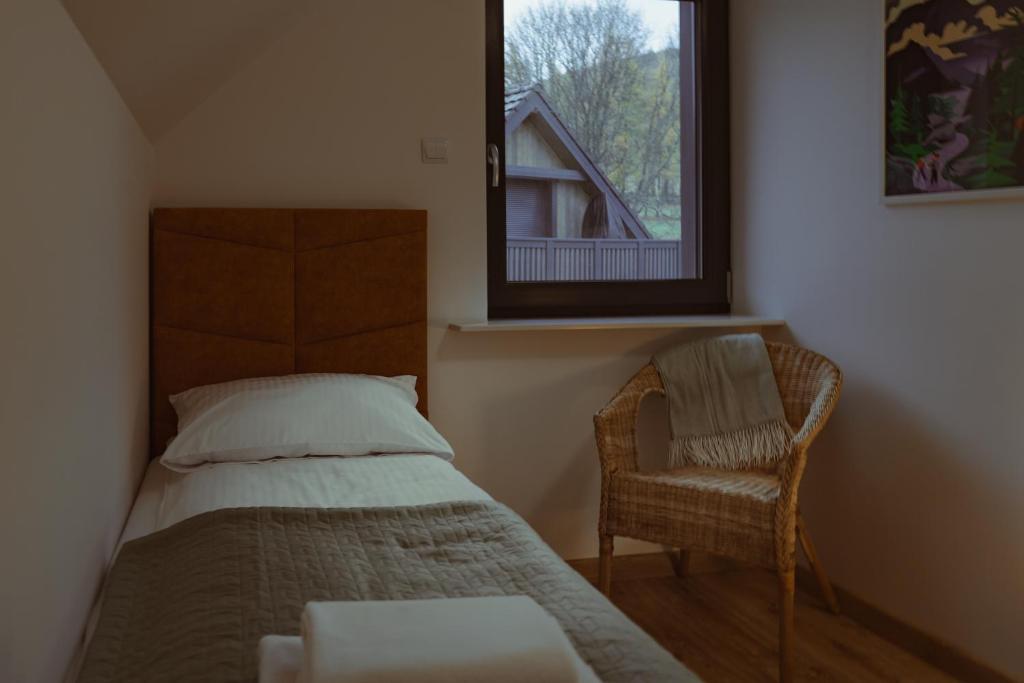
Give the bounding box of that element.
[0,1,153,681]
[62,0,316,141]
[153,0,1021,676]
[732,1,1023,678]
[153,0,704,563]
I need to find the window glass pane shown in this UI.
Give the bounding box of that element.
[503,0,696,282]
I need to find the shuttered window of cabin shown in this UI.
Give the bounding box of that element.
[506,179,551,238]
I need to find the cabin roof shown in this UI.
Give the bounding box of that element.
[504,85,651,239]
[505,85,534,117]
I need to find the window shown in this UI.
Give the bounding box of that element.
[486,0,730,318]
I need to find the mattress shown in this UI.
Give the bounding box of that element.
[78,502,694,682]
[70,454,491,681]
[73,455,697,682]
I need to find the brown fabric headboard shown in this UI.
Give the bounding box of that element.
[150,208,428,457]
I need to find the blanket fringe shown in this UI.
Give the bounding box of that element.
[669,419,793,469]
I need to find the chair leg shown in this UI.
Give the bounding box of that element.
[796,512,840,615]
[670,548,690,577]
[778,565,795,683]
[598,535,614,596]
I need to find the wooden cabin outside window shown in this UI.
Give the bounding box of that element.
[486,0,730,318]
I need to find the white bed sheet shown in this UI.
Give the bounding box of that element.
[69,455,491,682]
[122,454,491,545]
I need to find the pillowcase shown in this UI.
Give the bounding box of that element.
[161,373,453,471]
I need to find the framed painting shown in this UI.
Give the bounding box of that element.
[884,0,1024,203]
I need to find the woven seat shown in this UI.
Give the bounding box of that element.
[608,467,779,567]
[593,342,842,683]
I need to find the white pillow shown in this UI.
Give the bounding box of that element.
[161,373,453,471]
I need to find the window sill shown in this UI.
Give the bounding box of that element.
[448,315,785,333]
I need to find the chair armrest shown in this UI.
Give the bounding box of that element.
[594,364,664,477]
[792,371,843,453]
[776,364,843,532]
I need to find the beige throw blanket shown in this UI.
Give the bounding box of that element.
[652,334,792,469]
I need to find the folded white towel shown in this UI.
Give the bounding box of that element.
[298,596,599,683]
[257,634,602,683]
[258,635,304,683]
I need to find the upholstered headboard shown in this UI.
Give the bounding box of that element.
[150,208,428,457]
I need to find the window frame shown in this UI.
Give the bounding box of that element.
[486,0,730,319]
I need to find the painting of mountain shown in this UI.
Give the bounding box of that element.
[885,0,1024,199]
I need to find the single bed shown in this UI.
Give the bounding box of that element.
[72,209,698,682]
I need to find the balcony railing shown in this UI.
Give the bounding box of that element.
[507,238,682,282]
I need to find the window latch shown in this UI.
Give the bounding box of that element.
[487,143,500,188]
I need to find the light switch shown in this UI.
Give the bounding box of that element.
[421,137,449,164]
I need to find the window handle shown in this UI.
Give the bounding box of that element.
[487,143,500,188]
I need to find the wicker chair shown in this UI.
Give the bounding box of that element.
[593,342,842,683]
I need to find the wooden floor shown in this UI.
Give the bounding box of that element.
[570,554,958,683]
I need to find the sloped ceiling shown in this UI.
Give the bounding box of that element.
[63,0,316,141]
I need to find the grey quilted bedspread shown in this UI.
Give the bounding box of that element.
[78,501,697,683]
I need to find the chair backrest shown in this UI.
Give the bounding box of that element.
[764,342,842,433]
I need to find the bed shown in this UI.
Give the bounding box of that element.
[73,209,698,682]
